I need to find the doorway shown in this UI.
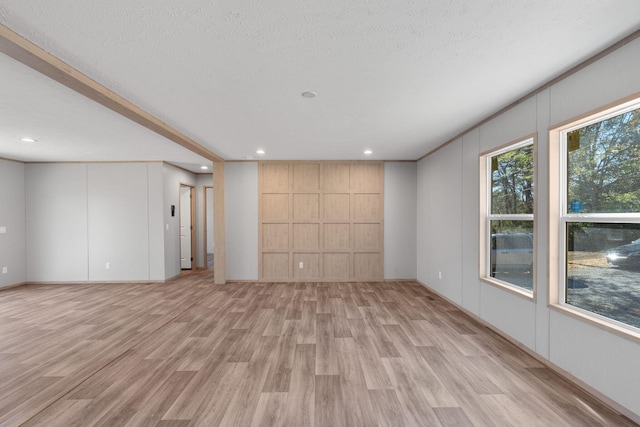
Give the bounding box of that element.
[204,186,214,269]
[179,184,196,270]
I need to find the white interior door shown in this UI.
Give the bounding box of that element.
[180,185,192,269]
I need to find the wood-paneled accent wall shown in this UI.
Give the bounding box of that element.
[259,161,384,282]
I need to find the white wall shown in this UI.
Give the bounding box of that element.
[544,37,640,417]
[225,162,258,280]
[384,162,417,279]
[416,156,430,283]
[0,159,26,287]
[461,129,481,315]
[26,162,168,282]
[147,162,166,280]
[416,37,640,418]
[423,140,464,303]
[26,163,88,282]
[87,164,150,281]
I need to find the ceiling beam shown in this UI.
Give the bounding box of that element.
[0,24,224,162]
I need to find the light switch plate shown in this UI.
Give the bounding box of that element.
[0,226,6,234]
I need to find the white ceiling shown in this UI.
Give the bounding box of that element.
[1,1,639,166]
[0,52,213,172]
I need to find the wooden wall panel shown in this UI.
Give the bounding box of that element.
[262,253,289,279]
[263,223,289,251]
[293,163,320,191]
[323,223,350,250]
[351,163,382,192]
[263,194,289,221]
[259,162,383,282]
[353,194,381,221]
[354,253,381,279]
[323,163,350,192]
[262,163,289,192]
[323,194,350,220]
[292,194,319,220]
[293,253,319,279]
[354,223,380,251]
[292,223,319,250]
[324,253,350,279]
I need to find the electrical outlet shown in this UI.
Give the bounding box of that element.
[438,271,442,279]
[299,262,304,269]
[106,262,110,270]
[2,267,7,274]
[0,226,6,234]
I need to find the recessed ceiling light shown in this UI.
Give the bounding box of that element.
[301,91,317,98]
[364,149,373,155]
[200,166,209,170]
[20,137,37,143]
[256,149,265,155]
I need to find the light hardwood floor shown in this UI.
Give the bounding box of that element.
[0,270,635,426]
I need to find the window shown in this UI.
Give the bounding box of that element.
[480,137,535,295]
[552,98,640,333]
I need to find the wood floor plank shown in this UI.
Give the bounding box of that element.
[161,329,248,420]
[120,370,197,427]
[330,298,353,338]
[297,301,317,345]
[262,307,287,337]
[368,389,410,427]
[188,362,248,426]
[334,337,378,427]
[0,271,634,426]
[315,375,346,427]
[433,407,475,427]
[315,313,339,375]
[281,344,315,427]
[250,391,287,427]
[21,399,93,427]
[261,320,298,393]
[349,318,395,390]
[381,357,444,426]
[218,336,279,427]
[382,324,460,408]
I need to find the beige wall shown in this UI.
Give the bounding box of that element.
[259,161,384,282]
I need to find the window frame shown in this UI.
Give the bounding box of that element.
[549,94,640,342]
[479,134,537,299]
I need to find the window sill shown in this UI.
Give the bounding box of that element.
[480,276,535,301]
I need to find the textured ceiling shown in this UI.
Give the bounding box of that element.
[1,1,640,163]
[0,52,213,173]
